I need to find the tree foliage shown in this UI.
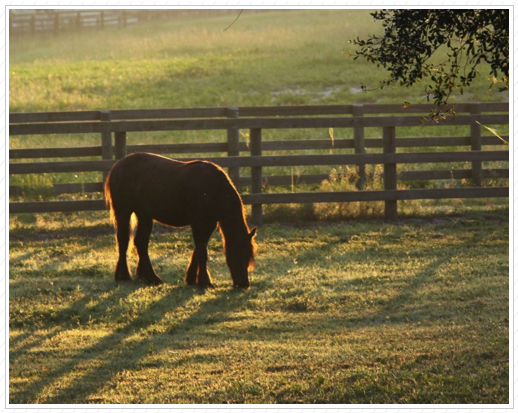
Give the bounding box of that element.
[351,10,509,118]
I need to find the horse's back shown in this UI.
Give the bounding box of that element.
[106,153,237,226]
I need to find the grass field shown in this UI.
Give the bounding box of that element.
[9,10,509,201]
[9,10,508,111]
[9,207,510,404]
[9,10,510,405]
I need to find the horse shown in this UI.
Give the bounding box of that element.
[104,152,257,289]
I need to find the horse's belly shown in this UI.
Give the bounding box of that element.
[152,210,192,228]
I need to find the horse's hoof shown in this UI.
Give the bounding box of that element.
[137,276,164,285]
[199,282,215,289]
[146,275,164,285]
[115,274,133,282]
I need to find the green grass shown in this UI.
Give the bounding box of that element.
[8,13,510,403]
[9,10,509,205]
[9,10,507,111]
[9,206,509,404]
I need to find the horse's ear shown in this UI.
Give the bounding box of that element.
[249,227,257,238]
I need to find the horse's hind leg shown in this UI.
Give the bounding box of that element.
[114,211,133,282]
[134,214,164,285]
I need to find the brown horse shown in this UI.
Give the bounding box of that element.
[104,152,257,289]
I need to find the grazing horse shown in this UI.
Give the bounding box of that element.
[104,152,257,289]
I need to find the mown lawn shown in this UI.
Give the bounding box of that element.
[9,206,509,404]
[9,10,510,404]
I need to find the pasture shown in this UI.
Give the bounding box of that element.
[9,9,510,405]
[9,10,509,210]
[9,208,510,404]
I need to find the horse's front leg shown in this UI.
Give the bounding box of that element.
[195,244,215,289]
[185,249,198,286]
[134,215,164,285]
[189,222,217,289]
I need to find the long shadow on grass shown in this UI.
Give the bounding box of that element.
[9,285,127,364]
[342,255,453,327]
[10,281,199,404]
[24,283,251,404]
[332,229,496,328]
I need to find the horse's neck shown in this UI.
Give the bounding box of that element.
[219,215,248,239]
[217,181,250,239]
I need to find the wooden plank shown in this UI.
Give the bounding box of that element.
[9,111,101,123]
[9,136,506,162]
[10,160,115,174]
[389,136,507,148]
[8,151,508,175]
[9,169,507,197]
[241,187,509,205]
[9,146,102,159]
[9,182,104,196]
[9,114,509,135]
[10,187,508,214]
[237,168,509,187]
[9,108,228,123]
[253,136,506,152]
[127,142,227,154]
[10,103,508,124]
[238,174,329,187]
[261,139,355,151]
[9,199,106,214]
[402,168,509,181]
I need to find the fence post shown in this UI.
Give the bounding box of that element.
[352,104,366,189]
[383,126,397,220]
[100,110,112,183]
[122,10,127,28]
[114,132,127,160]
[470,103,482,186]
[54,13,59,35]
[250,128,263,225]
[30,15,36,36]
[227,107,240,188]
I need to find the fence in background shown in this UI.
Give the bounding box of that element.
[9,103,509,222]
[9,9,252,37]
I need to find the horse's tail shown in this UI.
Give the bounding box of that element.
[104,173,116,226]
[104,171,137,251]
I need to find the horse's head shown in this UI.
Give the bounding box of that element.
[225,227,257,289]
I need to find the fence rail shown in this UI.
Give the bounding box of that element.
[9,9,251,37]
[9,102,509,222]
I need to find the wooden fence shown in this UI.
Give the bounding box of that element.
[9,9,265,37]
[9,103,509,222]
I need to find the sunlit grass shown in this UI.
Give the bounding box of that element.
[9,10,508,208]
[9,9,507,112]
[9,207,509,404]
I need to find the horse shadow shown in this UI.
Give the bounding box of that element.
[15,279,252,404]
